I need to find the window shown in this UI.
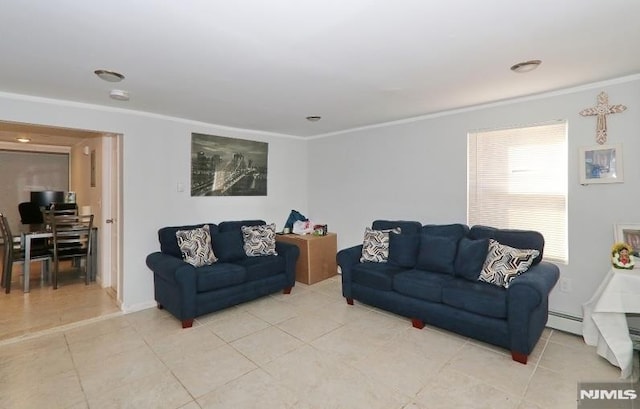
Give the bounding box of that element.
[467,122,568,263]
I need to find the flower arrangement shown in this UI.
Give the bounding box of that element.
[611,242,635,269]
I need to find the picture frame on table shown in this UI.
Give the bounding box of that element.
[579,144,623,185]
[614,224,640,265]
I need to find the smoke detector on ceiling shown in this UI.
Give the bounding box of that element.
[109,89,130,101]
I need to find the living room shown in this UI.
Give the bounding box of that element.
[3,71,638,327]
[1,2,639,408]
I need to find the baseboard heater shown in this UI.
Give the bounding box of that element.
[548,310,640,337]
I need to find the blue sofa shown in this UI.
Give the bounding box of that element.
[337,220,560,364]
[146,220,299,328]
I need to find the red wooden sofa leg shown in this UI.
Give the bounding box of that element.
[346,297,354,305]
[282,286,292,294]
[182,319,194,328]
[511,351,528,364]
[411,318,425,329]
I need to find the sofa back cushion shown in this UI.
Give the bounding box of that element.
[371,220,421,267]
[413,224,469,274]
[214,220,266,262]
[211,230,246,262]
[372,220,422,234]
[388,233,420,268]
[416,234,458,274]
[422,224,469,241]
[468,225,544,265]
[454,238,490,281]
[158,223,219,258]
[218,220,266,232]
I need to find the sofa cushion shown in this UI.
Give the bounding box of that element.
[469,225,544,265]
[218,220,265,233]
[176,224,218,267]
[234,255,286,282]
[360,227,401,263]
[442,279,507,319]
[241,223,278,256]
[454,238,490,281]
[416,234,458,274]
[478,239,540,288]
[393,270,454,302]
[158,223,219,258]
[196,263,246,292]
[372,220,422,234]
[422,224,469,241]
[388,233,420,268]
[211,230,246,262]
[352,263,407,291]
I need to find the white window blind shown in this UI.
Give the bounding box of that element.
[468,122,568,262]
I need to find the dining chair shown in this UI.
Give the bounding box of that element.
[47,213,93,289]
[18,201,44,224]
[0,213,51,294]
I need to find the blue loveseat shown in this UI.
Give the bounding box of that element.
[337,220,560,364]
[146,220,299,328]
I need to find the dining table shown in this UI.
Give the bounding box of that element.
[18,223,98,292]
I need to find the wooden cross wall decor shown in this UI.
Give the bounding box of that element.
[579,91,627,144]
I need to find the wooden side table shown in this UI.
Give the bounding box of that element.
[276,233,337,284]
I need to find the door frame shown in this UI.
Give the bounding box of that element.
[100,133,123,306]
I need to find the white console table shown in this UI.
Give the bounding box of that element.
[582,268,640,378]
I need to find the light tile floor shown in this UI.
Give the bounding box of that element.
[0,276,635,409]
[0,261,121,342]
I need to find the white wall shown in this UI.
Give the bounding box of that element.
[308,75,640,318]
[2,74,638,318]
[0,94,309,311]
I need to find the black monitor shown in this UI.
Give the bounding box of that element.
[30,190,65,209]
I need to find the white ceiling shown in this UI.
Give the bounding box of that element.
[0,0,639,138]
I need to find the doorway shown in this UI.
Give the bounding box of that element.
[0,120,123,340]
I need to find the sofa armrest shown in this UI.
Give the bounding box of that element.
[508,261,560,308]
[145,252,199,320]
[337,245,363,298]
[507,261,560,354]
[145,251,199,298]
[275,241,300,286]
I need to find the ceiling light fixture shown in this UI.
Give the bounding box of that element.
[109,89,130,101]
[16,137,31,143]
[510,60,542,73]
[306,116,322,122]
[94,69,125,82]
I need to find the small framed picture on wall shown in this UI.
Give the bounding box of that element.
[579,144,623,185]
[615,224,640,262]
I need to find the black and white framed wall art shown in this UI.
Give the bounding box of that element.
[190,133,268,196]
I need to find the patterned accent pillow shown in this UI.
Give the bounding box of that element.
[360,227,402,263]
[478,239,540,288]
[175,224,218,267]
[241,223,278,257]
